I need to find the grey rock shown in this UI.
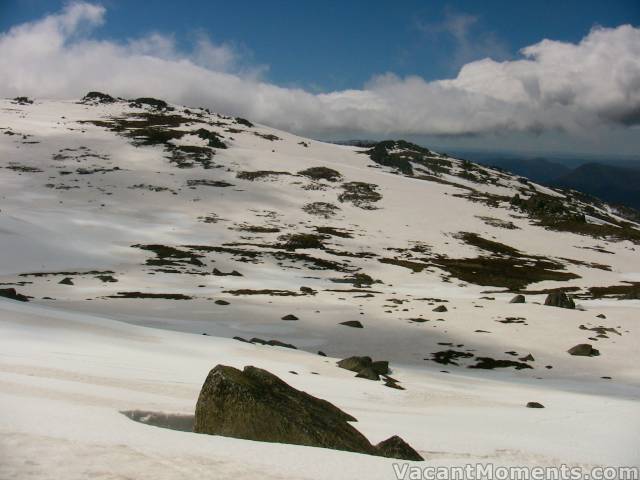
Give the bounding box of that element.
[340,320,364,328]
[375,435,424,461]
[355,367,380,381]
[544,291,575,309]
[567,344,600,356]
[510,294,525,303]
[194,365,423,460]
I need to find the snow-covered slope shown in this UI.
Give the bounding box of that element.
[1,95,639,477]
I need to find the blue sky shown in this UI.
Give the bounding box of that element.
[0,1,639,156]
[2,0,638,91]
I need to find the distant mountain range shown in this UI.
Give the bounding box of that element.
[467,157,640,210]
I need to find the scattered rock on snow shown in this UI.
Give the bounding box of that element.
[375,435,424,461]
[567,344,600,357]
[510,294,526,303]
[526,402,545,409]
[340,320,364,328]
[355,367,380,381]
[281,314,299,321]
[544,291,575,309]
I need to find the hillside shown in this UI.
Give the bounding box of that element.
[553,163,640,210]
[1,94,639,478]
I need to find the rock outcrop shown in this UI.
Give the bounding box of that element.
[194,365,422,460]
[544,291,575,309]
[375,435,423,461]
[0,288,29,302]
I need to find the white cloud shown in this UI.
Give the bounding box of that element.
[1,2,639,139]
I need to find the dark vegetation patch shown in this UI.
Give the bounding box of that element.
[188,244,354,272]
[95,275,118,283]
[193,128,227,149]
[325,288,382,294]
[76,166,121,175]
[505,286,580,295]
[453,191,512,208]
[314,226,353,238]
[303,202,340,218]
[235,117,254,127]
[236,338,298,349]
[12,96,33,105]
[456,232,520,256]
[107,292,193,300]
[381,234,577,289]
[5,163,43,173]
[235,224,281,233]
[81,91,116,104]
[433,256,578,291]
[469,358,532,370]
[579,325,621,337]
[19,270,114,277]
[224,289,302,297]
[298,166,342,182]
[198,213,223,224]
[213,268,242,277]
[80,112,224,169]
[476,216,519,230]
[133,244,204,268]
[331,273,380,288]
[129,184,177,194]
[129,97,172,110]
[363,140,447,176]
[324,248,376,259]
[279,233,326,250]
[428,350,474,366]
[379,258,428,273]
[560,257,611,271]
[236,170,292,181]
[254,132,281,141]
[511,192,640,243]
[338,182,382,209]
[187,179,234,188]
[497,317,527,325]
[440,232,580,289]
[583,282,640,300]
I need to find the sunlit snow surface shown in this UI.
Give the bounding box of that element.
[0,98,639,478]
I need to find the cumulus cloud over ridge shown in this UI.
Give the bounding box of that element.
[1,2,639,137]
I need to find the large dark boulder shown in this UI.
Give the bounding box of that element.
[337,356,372,372]
[194,365,422,460]
[567,344,600,357]
[194,365,373,454]
[544,291,575,309]
[0,288,29,302]
[337,356,391,382]
[375,435,424,461]
[510,294,525,304]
